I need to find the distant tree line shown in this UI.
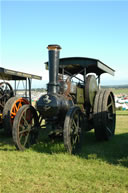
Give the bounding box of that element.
[16,85,128,92]
[101,85,128,89]
[17,88,46,92]
[31,88,46,92]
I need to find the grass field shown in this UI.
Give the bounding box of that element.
[112,88,128,95]
[0,113,128,193]
[116,110,128,115]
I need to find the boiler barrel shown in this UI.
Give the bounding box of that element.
[36,94,73,118]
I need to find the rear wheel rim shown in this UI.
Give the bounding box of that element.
[93,90,116,140]
[104,92,116,137]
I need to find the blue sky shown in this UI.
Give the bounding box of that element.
[1,0,128,88]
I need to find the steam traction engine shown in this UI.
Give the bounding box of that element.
[12,45,116,153]
[0,67,41,135]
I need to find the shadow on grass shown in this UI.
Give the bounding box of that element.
[0,127,128,167]
[32,130,128,168]
[0,129,15,151]
[79,131,128,168]
[32,134,65,154]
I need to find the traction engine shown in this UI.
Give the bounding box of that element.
[12,44,116,154]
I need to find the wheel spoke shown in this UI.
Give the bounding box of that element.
[39,116,43,125]
[110,93,115,112]
[19,124,26,133]
[20,124,36,134]
[11,112,16,116]
[107,102,113,109]
[19,133,23,141]
[18,101,22,109]
[76,114,80,128]
[22,114,29,127]
[72,119,77,130]
[19,128,31,134]
[72,135,78,145]
[106,126,112,135]
[14,104,18,112]
[23,133,30,146]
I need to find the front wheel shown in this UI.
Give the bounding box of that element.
[12,104,39,151]
[63,106,85,154]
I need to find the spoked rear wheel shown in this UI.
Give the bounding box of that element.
[93,89,116,140]
[63,106,85,154]
[12,104,39,150]
[3,97,29,135]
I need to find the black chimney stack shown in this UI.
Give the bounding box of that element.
[47,44,61,94]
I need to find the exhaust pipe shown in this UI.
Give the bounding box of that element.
[47,44,61,94]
